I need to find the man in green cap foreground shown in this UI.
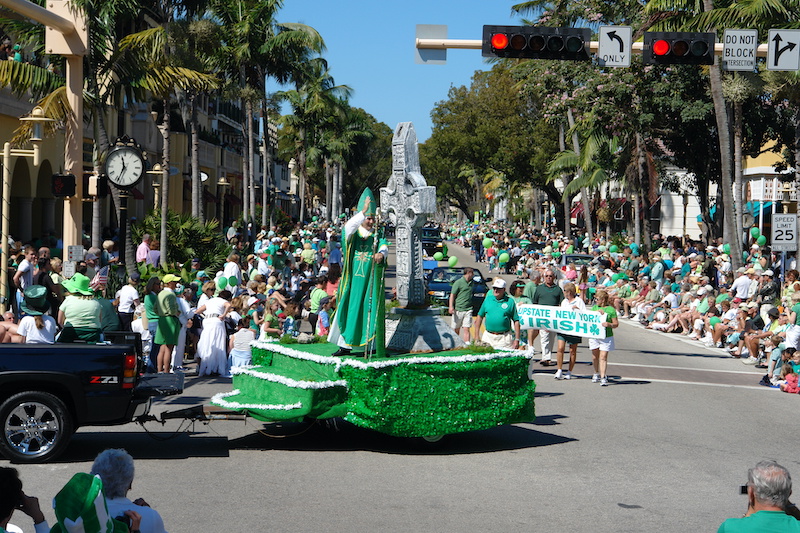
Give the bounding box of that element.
[328,188,389,356]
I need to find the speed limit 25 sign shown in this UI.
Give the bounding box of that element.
[771,214,798,252]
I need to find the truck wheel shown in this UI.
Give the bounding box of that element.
[0,392,73,463]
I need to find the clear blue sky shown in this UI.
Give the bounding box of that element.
[275,1,523,142]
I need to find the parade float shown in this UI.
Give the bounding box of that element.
[211,123,536,439]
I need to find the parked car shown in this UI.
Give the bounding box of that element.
[559,253,594,269]
[421,226,447,258]
[426,267,490,313]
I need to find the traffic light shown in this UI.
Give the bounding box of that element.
[482,26,591,61]
[84,173,108,199]
[51,173,76,197]
[643,32,716,65]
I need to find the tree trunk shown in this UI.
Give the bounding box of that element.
[325,158,332,221]
[241,102,250,228]
[246,99,256,229]
[557,122,571,238]
[703,0,739,263]
[159,99,170,269]
[734,98,745,262]
[190,93,202,222]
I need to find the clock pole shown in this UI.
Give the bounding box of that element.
[104,136,145,271]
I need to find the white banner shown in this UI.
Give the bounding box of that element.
[517,304,606,339]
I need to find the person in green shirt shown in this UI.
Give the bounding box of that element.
[449,267,475,343]
[155,274,181,373]
[718,461,800,532]
[474,278,520,350]
[589,289,618,386]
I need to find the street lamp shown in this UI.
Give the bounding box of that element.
[217,174,230,223]
[1,106,55,313]
[147,163,163,210]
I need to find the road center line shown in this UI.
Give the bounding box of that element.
[609,362,763,375]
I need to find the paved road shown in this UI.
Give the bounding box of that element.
[9,239,795,532]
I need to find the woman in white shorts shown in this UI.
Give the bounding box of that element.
[590,289,618,386]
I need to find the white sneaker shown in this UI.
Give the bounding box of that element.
[564,371,572,380]
[742,356,758,365]
[527,359,536,380]
[600,377,609,386]
[592,373,600,383]
[554,369,563,380]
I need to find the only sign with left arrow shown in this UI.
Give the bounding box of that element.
[598,26,632,68]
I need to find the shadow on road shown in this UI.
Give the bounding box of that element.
[223,418,577,456]
[57,430,231,463]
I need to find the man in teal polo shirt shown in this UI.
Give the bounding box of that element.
[474,278,520,350]
[718,460,800,532]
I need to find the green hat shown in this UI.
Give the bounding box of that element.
[21,285,49,316]
[50,473,128,533]
[357,188,376,215]
[64,273,93,296]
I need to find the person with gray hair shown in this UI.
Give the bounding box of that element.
[718,460,800,532]
[90,449,169,533]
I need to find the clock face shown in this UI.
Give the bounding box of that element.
[106,147,144,188]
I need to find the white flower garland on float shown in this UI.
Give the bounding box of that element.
[211,390,302,411]
[230,366,347,389]
[250,339,529,373]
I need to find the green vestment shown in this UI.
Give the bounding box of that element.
[329,212,388,349]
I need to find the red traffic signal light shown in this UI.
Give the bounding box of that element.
[644,32,715,65]
[482,26,590,61]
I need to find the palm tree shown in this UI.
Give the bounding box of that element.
[277,58,351,223]
[117,21,218,267]
[643,0,744,264]
[210,0,324,233]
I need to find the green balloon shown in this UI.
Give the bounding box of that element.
[312,216,318,222]
[609,245,619,253]
[228,275,238,287]
[552,251,561,258]
[723,243,731,254]
[448,256,458,267]
[757,235,767,246]
[482,238,493,248]
[499,252,510,264]
[433,252,444,261]
[750,227,760,238]
[217,277,227,289]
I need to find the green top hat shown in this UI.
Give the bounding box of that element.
[50,473,128,533]
[63,273,93,296]
[357,188,376,215]
[21,285,49,316]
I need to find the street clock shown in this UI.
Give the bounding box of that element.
[105,136,145,189]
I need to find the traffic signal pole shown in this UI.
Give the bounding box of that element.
[415,37,770,58]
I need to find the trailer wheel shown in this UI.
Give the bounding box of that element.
[0,392,73,463]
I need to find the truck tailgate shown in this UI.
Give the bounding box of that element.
[134,372,184,397]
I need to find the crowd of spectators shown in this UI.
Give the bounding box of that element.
[1,219,345,378]
[446,222,800,393]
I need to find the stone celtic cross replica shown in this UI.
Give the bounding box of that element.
[380,122,436,308]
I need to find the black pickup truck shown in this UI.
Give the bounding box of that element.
[0,332,183,463]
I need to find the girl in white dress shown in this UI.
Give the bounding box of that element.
[195,289,232,376]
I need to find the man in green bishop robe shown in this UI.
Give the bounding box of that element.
[328,188,389,356]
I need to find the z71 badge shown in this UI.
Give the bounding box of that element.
[90,376,119,384]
